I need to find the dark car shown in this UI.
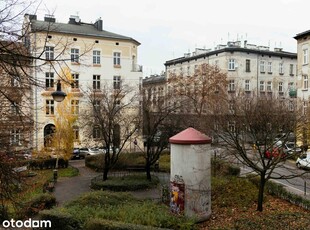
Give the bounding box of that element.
[71,148,80,159]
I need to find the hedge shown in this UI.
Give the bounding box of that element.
[28,158,68,170]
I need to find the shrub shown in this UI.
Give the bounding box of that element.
[18,193,56,218]
[28,158,68,170]
[90,174,159,191]
[85,219,170,230]
[39,209,82,230]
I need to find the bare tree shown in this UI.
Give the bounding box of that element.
[213,94,305,211]
[82,82,140,180]
[141,81,182,180]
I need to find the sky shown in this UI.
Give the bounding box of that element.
[32,0,310,77]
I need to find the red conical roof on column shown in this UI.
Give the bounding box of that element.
[169,127,212,145]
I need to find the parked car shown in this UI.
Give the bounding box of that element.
[79,147,103,158]
[283,142,302,155]
[71,148,80,159]
[296,152,310,169]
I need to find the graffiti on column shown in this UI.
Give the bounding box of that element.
[170,175,185,214]
[186,187,211,215]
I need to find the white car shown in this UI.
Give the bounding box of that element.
[296,152,310,169]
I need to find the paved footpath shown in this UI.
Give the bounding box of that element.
[54,159,101,206]
[54,160,168,206]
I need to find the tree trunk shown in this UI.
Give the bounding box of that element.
[103,153,110,181]
[146,161,152,181]
[257,172,266,212]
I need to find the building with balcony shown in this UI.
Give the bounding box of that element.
[23,14,143,150]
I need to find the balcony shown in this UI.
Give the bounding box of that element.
[132,64,143,72]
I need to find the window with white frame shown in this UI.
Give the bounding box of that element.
[10,129,21,145]
[229,102,234,114]
[93,50,101,64]
[289,64,294,75]
[260,60,265,73]
[303,75,308,89]
[303,49,308,65]
[71,48,79,63]
[93,75,100,90]
[93,100,100,112]
[245,80,250,91]
[228,121,236,133]
[267,62,272,73]
[71,100,79,115]
[45,46,54,60]
[71,74,79,89]
[228,80,235,91]
[278,82,283,92]
[303,101,308,115]
[279,63,284,74]
[267,81,272,91]
[289,101,294,112]
[259,81,265,91]
[46,100,54,115]
[113,76,121,90]
[228,59,235,70]
[45,72,54,88]
[113,52,121,66]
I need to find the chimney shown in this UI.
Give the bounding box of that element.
[44,14,55,22]
[94,18,103,31]
[69,15,81,25]
[27,14,37,21]
[244,40,247,48]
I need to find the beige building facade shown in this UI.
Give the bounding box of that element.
[23,14,143,150]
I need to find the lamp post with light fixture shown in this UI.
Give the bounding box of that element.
[52,80,67,102]
[51,80,67,182]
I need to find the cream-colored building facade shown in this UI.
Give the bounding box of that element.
[165,41,297,101]
[23,14,143,150]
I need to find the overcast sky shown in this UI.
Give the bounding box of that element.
[34,0,309,77]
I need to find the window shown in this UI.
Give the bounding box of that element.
[303,49,308,65]
[45,46,54,60]
[11,76,20,87]
[303,75,308,89]
[228,121,235,133]
[46,100,54,115]
[45,72,54,88]
[71,48,79,63]
[289,101,294,112]
[267,62,272,73]
[93,50,101,64]
[279,82,283,92]
[228,59,235,70]
[228,80,235,91]
[71,100,79,115]
[303,101,308,115]
[73,126,79,140]
[260,60,265,73]
[71,74,79,89]
[93,100,100,113]
[246,59,250,72]
[93,75,100,90]
[229,102,234,114]
[289,64,294,75]
[259,81,265,91]
[93,126,100,139]
[245,80,250,91]
[113,76,121,90]
[10,129,21,145]
[11,102,19,115]
[113,52,121,66]
[279,63,284,74]
[267,81,272,91]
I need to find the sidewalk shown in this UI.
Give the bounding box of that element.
[53,160,169,206]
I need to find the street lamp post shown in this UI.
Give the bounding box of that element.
[51,80,67,182]
[52,80,67,102]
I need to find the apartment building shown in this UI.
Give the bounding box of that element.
[0,42,33,153]
[165,41,297,101]
[23,14,143,150]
